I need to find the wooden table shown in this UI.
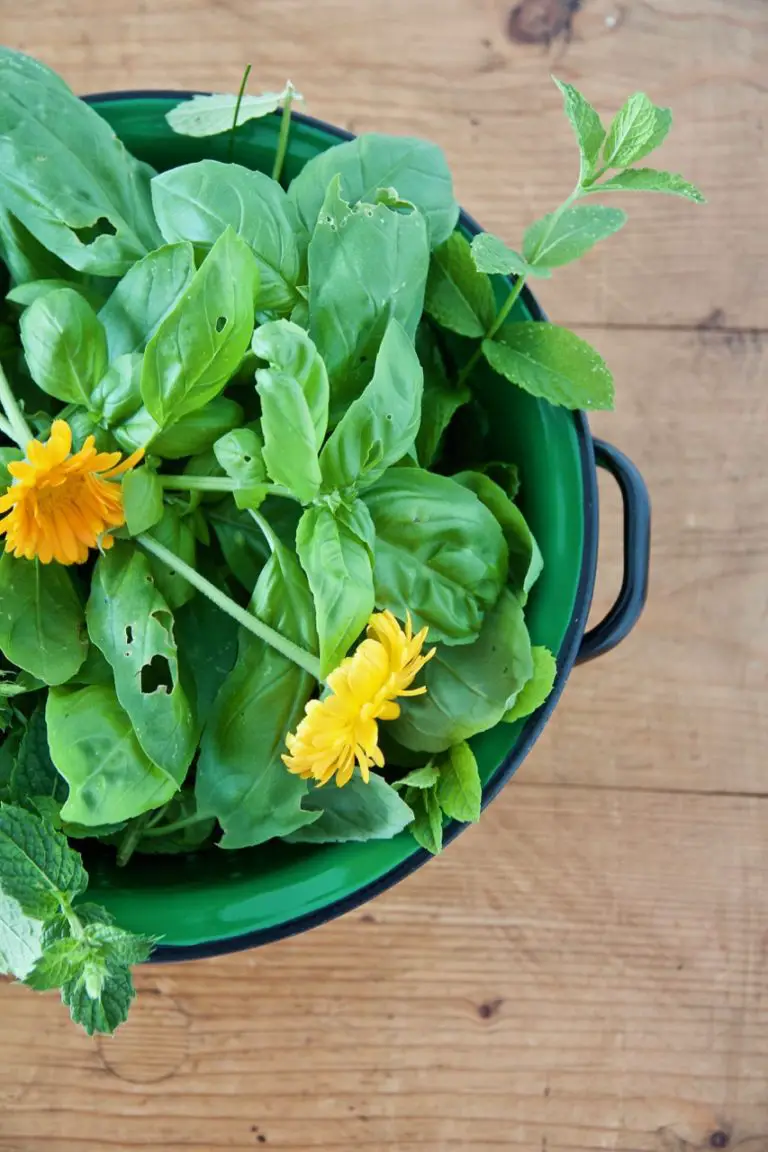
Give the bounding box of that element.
[1,1,766,1149]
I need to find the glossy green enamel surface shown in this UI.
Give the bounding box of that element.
[83,98,586,947]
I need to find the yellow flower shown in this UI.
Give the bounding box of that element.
[283,611,436,788]
[0,420,143,566]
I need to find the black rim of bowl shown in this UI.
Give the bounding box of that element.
[82,94,599,962]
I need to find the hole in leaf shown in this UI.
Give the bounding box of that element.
[73,217,117,246]
[215,315,227,333]
[125,625,134,644]
[140,654,174,695]
[243,455,252,464]
[150,608,174,637]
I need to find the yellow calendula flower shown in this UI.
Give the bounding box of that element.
[0,420,143,566]
[283,611,436,788]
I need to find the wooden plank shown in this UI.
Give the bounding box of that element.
[1,785,767,1151]
[528,324,768,796]
[4,0,765,328]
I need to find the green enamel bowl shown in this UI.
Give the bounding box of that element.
[76,94,651,959]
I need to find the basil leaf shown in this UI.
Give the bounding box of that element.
[213,427,266,486]
[0,48,161,274]
[470,231,533,277]
[454,471,542,597]
[296,501,375,677]
[479,461,520,500]
[307,176,429,417]
[209,503,269,593]
[436,741,481,823]
[98,241,196,359]
[0,803,87,921]
[143,506,197,610]
[0,205,73,286]
[523,206,626,271]
[363,467,507,645]
[252,320,329,445]
[174,596,238,728]
[254,321,329,503]
[286,773,414,843]
[482,322,614,411]
[140,228,259,426]
[121,468,164,536]
[196,541,321,849]
[47,684,180,825]
[86,544,197,781]
[405,785,443,854]
[92,353,143,426]
[7,278,107,311]
[166,87,295,137]
[425,231,496,337]
[320,318,423,493]
[20,288,107,406]
[0,555,87,686]
[152,162,301,313]
[9,705,67,815]
[415,324,470,468]
[392,590,533,753]
[601,92,672,170]
[503,646,556,723]
[552,77,605,183]
[146,396,245,460]
[288,132,458,248]
[586,168,705,203]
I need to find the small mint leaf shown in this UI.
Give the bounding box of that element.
[166,84,300,138]
[405,785,443,854]
[436,742,481,823]
[482,322,614,411]
[523,205,626,271]
[602,93,672,170]
[62,963,136,1036]
[552,77,605,183]
[586,168,704,203]
[470,232,531,278]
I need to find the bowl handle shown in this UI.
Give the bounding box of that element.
[577,439,651,663]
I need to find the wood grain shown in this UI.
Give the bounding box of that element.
[2,787,768,1151]
[1,1,766,1149]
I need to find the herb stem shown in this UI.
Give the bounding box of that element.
[456,274,527,387]
[159,475,240,492]
[137,532,322,679]
[0,362,32,448]
[62,899,84,938]
[228,63,252,163]
[248,507,278,553]
[0,415,16,442]
[272,83,295,184]
[116,811,154,868]
[141,813,212,840]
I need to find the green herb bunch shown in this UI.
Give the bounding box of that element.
[0,47,701,1034]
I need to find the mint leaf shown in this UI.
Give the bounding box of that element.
[25,934,93,990]
[406,785,443,854]
[436,742,481,823]
[553,77,605,183]
[425,232,496,338]
[394,763,440,790]
[523,206,626,271]
[470,232,548,279]
[121,467,164,536]
[62,964,135,1035]
[482,322,614,411]
[0,804,87,920]
[0,891,43,979]
[586,168,704,203]
[601,93,671,170]
[504,646,557,723]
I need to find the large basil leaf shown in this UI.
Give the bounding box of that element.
[151,162,301,314]
[363,468,507,645]
[307,176,429,417]
[174,596,238,728]
[392,590,533,753]
[0,205,73,286]
[0,48,161,274]
[288,133,458,248]
[415,324,470,468]
[92,353,143,426]
[454,471,542,597]
[254,320,329,503]
[196,541,321,849]
[0,555,87,685]
[20,288,107,407]
[296,501,375,677]
[209,502,270,593]
[140,228,259,426]
[98,242,195,359]
[47,685,180,826]
[319,318,422,494]
[149,396,244,460]
[286,773,414,843]
[86,545,197,781]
